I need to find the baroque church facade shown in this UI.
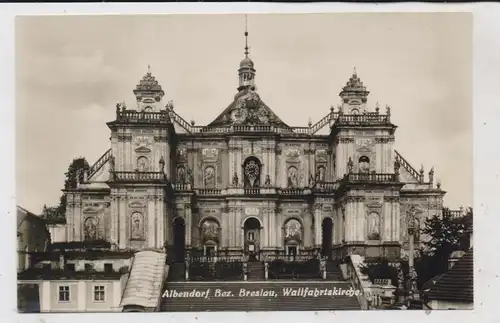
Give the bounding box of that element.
[63,35,445,263]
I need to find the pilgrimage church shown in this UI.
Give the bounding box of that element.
[66,30,444,261]
[18,27,458,313]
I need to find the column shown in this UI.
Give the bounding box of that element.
[314,205,322,247]
[229,147,234,183]
[185,203,192,248]
[236,207,243,248]
[74,196,82,241]
[393,199,401,242]
[263,209,269,247]
[110,196,119,246]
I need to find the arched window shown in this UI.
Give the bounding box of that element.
[359,156,370,173]
[351,109,359,115]
[137,156,149,172]
[130,212,145,240]
[143,106,153,112]
[367,212,380,240]
[177,166,185,183]
[203,166,215,188]
[287,166,298,188]
[243,157,261,188]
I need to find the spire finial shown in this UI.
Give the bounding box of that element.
[244,14,249,57]
[353,66,357,76]
[147,64,151,74]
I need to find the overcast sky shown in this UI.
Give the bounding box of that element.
[15,13,472,213]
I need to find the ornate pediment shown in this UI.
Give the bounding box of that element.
[207,89,290,128]
[83,207,99,214]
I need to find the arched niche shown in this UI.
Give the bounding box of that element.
[172,217,186,263]
[358,156,370,173]
[242,217,262,260]
[203,166,216,188]
[84,217,98,241]
[367,212,381,240]
[199,218,220,257]
[287,165,299,188]
[136,156,150,172]
[130,212,145,240]
[243,156,262,188]
[283,218,303,257]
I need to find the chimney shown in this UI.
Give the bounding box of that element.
[59,253,65,270]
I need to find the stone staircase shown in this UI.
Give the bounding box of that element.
[326,261,343,281]
[161,281,361,311]
[247,261,265,281]
[167,263,186,281]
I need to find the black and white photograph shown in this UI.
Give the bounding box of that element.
[14,12,473,313]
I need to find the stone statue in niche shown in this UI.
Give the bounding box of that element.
[232,172,239,186]
[130,212,144,240]
[137,156,149,172]
[177,167,185,183]
[394,159,401,174]
[159,156,165,173]
[317,166,325,182]
[186,168,193,185]
[309,172,315,186]
[109,155,115,172]
[265,174,271,186]
[204,166,215,188]
[367,212,380,239]
[84,217,98,241]
[347,157,354,173]
[287,166,298,188]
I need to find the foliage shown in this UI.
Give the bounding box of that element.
[360,258,399,286]
[415,207,473,286]
[41,157,90,220]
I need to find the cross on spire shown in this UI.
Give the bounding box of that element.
[244,14,249,57]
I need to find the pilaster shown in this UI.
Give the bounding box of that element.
[118,194,127,249]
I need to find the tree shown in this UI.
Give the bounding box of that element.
[41,157,90,219]
[415,207,473,286]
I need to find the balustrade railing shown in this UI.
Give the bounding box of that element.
[395,150,423,182]
[111,171,167,182]
[116,109,169,123]
[343,173,397,183]
[88,149,111,179]
[196,188,222,196]
[278,188,310,195]
[335,113,390,125]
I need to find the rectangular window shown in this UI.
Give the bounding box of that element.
[58,285,70,302]
[65,263,75,271]
[94,285,105,302]
[84,263,94,271]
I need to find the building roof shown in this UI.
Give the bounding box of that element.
[133,70,165,97]
[17,206,47,230]
[426,249,473,303]
[120,250,167,309]
[207,88,290,128]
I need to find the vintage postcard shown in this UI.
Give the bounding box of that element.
[15,12,472,313]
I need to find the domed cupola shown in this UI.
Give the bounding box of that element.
[237,29,256,92]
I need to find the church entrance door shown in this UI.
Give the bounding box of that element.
[243,217,261,262]
[173,217,186,263]
[321,218,333,260]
